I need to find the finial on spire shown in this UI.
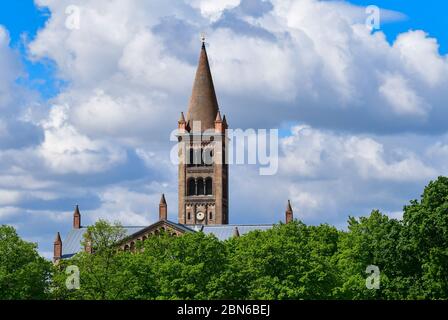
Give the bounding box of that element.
[201,32,206,45]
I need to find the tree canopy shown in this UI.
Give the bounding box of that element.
[0,225,52,299]
[2,177,448,300]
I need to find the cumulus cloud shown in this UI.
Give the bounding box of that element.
[38,104,127,174]
[281,125,437,182]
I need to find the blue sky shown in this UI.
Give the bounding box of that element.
[1,0,448,258]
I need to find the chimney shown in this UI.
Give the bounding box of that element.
[286,200,293,224]
[159,194,167,221]
[53,232,62,263]
[73,205,81,229]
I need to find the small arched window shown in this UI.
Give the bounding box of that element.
[205,177,213,195]
[188,148,194,167]
[197,178,205,195]
[187,212,191,220]
[188,178,196,196]
[209,212,213,220]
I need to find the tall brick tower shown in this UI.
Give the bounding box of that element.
[177,40,229,225]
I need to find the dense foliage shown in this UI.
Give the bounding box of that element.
[2,177,448,299]
[0,225,52,299]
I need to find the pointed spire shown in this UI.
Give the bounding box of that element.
[160,193,167,205]
[159,194,167,221]
[287,200,292,212]
[179,112,186,123]
[286,200,294,224]
[223,114,228,128]
[53,232,62,263]
[73,205,81,229]
[215,111,222,122]
[233,227,240,238]
[186,42,219,132]
[54,232,62,244]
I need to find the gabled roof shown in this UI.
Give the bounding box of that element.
[60,222,274,259]
[61,226,146,259]
[123,220,194,241]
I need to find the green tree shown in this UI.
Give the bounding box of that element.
[224,221,341,299]
[52,220,136,300]
[335,210,405,299]
[400,176,448,299]
[130,231,228,300]
[0,225,52,299]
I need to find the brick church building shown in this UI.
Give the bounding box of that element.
[53,41,294,262]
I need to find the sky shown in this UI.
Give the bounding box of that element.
[0,0,448,259]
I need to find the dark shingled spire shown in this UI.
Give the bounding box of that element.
[160,193,167,205]
[73,205,81,229]
[179,112,186,123]
[53,232,62,263]
[186,42,219,132]
[215,110,222,122]
[159,194,167,221]
[54,232,62,243]
[286,200,293,224]
[286,200,293,212]
[233,226,240,237]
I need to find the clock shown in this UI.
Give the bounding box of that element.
[196,211,205,221]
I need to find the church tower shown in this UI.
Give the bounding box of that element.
[177,40,229,225]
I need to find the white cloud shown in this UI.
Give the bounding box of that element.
[379,73,429,116]
[86,186,171,226]
[0,26,21,109]
[281,125,436,182]
[38,104,126,174]
[188,0,241,21]
[394,30,448,87]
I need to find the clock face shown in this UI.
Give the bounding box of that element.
[196,211,205,221]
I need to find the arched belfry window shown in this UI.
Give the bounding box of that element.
[205,177,213,195]
[188,148,194,167]
[197,178,205,195]
[187,178,196,196]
